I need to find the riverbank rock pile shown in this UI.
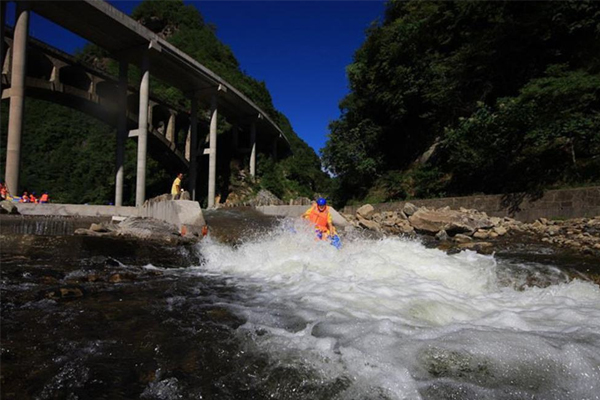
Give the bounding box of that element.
[344,203,600,256]
[521,217,600,255]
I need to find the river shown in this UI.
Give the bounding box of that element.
[1,211,599,399]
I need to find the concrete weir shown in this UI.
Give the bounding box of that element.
[15,200,206,233]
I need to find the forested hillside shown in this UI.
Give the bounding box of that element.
[323,0,600,206]
[1,0,329,204]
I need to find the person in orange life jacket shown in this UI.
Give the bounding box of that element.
[19,191,30,203]
[302,197,336,239]
[39,192,49,203]
[29,192,38,203]
[0,182,7,200]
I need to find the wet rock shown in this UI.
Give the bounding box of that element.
[109,273,136,283]
[435,230,449,241]
[396,221,415,235]
[74,228,102,236]
[104,258,120,267]
[45,287,84,300]
[409,208,493,235]
[356,204,375,219]
[454,234,473,243]
[473,230,489,240]
[358,216,380,231]
[493,226,508,236]
[458,241,494,254]
[90,223,109,233]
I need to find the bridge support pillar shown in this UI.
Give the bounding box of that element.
[250,122,256,178]
[135,52,150,207]
[115,60,128,206]
[208,93,218,208]
[5,2,29,196]
[189,98,198,201]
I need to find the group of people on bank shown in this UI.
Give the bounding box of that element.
[0,182,49,204]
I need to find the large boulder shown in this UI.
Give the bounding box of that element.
[357,216,380,231]
[356,204,375,219]
[408,208,494,235]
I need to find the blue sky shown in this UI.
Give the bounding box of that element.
[6,1,385,154]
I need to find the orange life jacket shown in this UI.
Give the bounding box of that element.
[29,194,37,203]
[40,194,49,203]
[306,204,330,231]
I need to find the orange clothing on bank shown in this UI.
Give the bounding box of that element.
[303,204,332,232]
[40,193,49,203]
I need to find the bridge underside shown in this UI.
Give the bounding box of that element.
[1,1,290,208]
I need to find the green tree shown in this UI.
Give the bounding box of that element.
[324,0,600,205]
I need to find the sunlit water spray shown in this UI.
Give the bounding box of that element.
[191,219,600,399]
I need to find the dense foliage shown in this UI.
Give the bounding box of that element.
[323,0,600,205]
[0,99,171,204]
[2,0,328,204]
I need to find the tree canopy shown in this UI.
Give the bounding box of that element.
[323,0,600,205]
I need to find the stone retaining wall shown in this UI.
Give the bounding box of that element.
[342,187,600,222]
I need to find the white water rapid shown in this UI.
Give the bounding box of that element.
[192,221,600,400]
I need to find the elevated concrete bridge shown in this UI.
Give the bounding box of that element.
[1,0,290,207]
[2,31,192,170]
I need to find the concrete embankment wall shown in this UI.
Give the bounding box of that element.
[342,186,600,222]
[256,205,349,227]
[15,200,205,228]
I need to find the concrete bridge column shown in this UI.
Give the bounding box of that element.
[250,121,256,178]
[4,2,30,196]
[166,112,175,143]
[189,97,198,201]
[115,60,128,206]
[208,93,218,208]
[135,52,150,207]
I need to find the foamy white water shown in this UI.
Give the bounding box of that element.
[193,221,600,399]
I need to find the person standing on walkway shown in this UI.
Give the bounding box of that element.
[171,173,183,199]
